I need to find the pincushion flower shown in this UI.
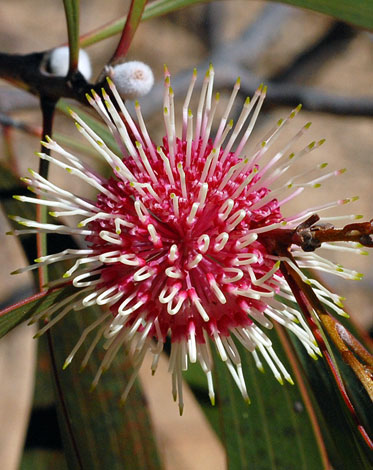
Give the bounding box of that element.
[12,65,365,413]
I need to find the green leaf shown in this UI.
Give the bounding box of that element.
[57,100,120,155]
[0,162,162,469]
[212,329,326,470]
[50,305,163,470]
[63,0,80,73]
[21,450,68,470]
[79,0,373,49]
[291,335,373,469]
[80,0,211,48]
[274,0,373,31]
[0,288,69,339]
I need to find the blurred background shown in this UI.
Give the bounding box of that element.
[0,0,372,468]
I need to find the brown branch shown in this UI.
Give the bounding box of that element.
[260,214,373,254]
[0,51,108,107]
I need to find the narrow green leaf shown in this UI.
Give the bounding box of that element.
[0,287,70,339]
[53,132,103,158]
[21,450,68,470]
[291,335,373,469]
[213,330,325,470]
[63,0,80,73]
[80,0,210,48]
[0,162,163,469]
[79,0,373,48]
[49,306,163,470]
[57,100,120,154]
[274,0,373,31]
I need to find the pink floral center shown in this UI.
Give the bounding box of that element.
[86,135,283,344]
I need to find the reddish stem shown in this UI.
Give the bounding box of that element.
[110,0,148,64]
[279,258,373,448]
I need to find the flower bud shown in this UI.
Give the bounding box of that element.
[47,46,92,80]
[110,61,154,100]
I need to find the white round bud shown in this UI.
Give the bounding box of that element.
[111,61,154,100]
[48,46,92,81]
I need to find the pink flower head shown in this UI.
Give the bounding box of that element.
[13,65,364,413]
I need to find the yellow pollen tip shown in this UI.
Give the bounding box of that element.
[106,76,114,87]
[62,360,71,370]
[305,122,312,129]
[318,139,326,146]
